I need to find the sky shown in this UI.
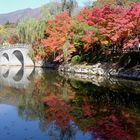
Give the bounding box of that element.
[0,0,90,14]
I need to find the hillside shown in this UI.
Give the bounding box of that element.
[0,2,81,25]
[0,8,41,24]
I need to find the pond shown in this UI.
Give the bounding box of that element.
[0,66,140,140]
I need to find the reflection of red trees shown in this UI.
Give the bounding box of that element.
[31,76,140,140]
[75,98,139,140]
[42,94,73,129]
[42,93,140,139]
[82,103,93,118]
[85,111,138,140]
[82,99,96,118]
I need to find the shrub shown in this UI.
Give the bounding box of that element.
[71,55,81,65]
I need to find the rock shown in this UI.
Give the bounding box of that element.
[58,63,140,80]
[90,68,98,75]
[92,63,101,68]
[109,69,118,76]
[97,68,104,75]
[74,67,82,73]
[35,60,43,67]
[80,68,89,74]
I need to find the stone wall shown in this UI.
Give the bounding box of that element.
[58,63,140,80]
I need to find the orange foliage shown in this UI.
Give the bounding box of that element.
[76,8,92,23]
[7,35,19,44]
[42,12,72,61]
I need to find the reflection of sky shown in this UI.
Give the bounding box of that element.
[0,104,92,140]
[47,121,92,140]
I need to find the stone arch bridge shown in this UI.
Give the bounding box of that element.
[0,44,34,66]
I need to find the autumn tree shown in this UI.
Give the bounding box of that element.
[41,12,72,62]
[87,3,140,51]
[68,3,140,63]
[27,2,140,63]
[94,0,140,7]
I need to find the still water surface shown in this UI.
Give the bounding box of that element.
[0,67,140,140]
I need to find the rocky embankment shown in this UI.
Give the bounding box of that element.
[58,63,140,80]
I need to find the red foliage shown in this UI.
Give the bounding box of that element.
[82,103,94,118]
[7,37,14,44]
[42,12,72,62]
[86,3,140,50]
[42,94,73,129]
[32,3,140,61]
[7,35,19,44]
[85,111,137,140]
[76,8,92,23]
[81,31,94,52]
[95,0,135,7]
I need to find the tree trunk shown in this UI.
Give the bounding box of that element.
[62,0,66,11]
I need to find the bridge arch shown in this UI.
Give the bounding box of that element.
[2,53,9,61]
[13,50,24,66]
[3,69,9,78]
[13,68,24,82]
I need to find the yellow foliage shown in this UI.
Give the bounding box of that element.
[101,40,109,46]
[0,25,6,34]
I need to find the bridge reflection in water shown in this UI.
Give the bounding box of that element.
[0,66,34,89]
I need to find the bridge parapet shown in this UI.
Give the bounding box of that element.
[0,44,30,51]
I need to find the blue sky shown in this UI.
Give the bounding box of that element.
[0,0,89,14]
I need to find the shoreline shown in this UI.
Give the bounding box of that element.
[58,63,140,80]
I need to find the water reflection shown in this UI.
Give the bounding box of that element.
[0,66,140,140]
[0,66,34,89]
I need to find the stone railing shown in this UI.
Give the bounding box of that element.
[0,44,29,51]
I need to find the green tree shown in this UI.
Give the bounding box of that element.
[17,17,45,44]
[0,25,8,44]
[0,25,6,34]
[40,2,62,21]
[61,0,78,16]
